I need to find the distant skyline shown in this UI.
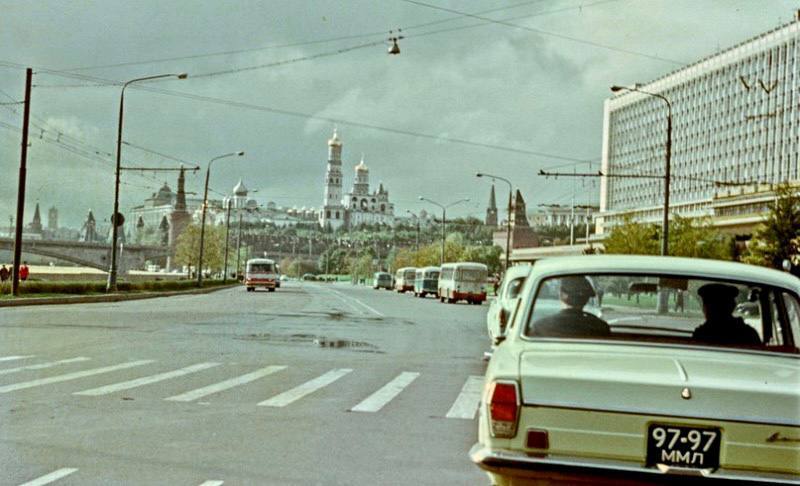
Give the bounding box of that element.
[1,0,797,228]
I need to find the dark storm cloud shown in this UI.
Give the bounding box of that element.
[0,0,795,227]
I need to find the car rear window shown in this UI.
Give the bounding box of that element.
[523,273,799,354]
[248,263,274,273]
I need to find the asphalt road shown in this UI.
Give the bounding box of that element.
[0,281,490,485]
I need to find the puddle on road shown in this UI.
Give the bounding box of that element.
[235,332,383,353]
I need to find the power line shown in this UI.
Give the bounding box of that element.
[51,1,547,73]
[399,0,684,65]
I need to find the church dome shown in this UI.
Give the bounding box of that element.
[233,178,248,196]
[328,128,342,147]
[355,155,368,173]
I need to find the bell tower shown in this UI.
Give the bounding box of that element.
[320,128,345,229]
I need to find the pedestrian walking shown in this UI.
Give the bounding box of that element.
[19,261,29,282]
[0,264,9,287]
[674,289,685,312]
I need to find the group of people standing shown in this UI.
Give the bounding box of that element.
[0,262,30,287]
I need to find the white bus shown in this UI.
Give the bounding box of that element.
[438,262,488,305]
[244,258,279,292]
[394,267,417,293]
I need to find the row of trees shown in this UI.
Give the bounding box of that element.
[602,183,800,272]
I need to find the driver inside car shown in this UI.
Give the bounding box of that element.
[533,276,610,338]
[692,283,762,346]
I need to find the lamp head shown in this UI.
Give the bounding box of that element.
[610,85,625,93]
[236,151,245,156]
[418,196,424,201]
[476,173,483,178]
[177,73,188,80]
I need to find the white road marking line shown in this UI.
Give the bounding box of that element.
[258,368,353,407]
[445,375,484,419]
[347,295,384,317]
[351,372,419,412]
[18,467,78,486]
[326,287,384,317]
[0,355,35,362]
[197,481,224,486]
[165,365,287,402]
[73,362,219,396]
[0,360,154,394]
[0,357,90,376]
[324,287,364,314]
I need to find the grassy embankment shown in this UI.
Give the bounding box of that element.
[0,279,231,300]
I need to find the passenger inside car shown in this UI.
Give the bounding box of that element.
[532,276,610,338]
[692,283,762,346]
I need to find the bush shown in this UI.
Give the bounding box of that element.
[0,279,230,296]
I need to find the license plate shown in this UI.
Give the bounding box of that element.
[646,424,721,469]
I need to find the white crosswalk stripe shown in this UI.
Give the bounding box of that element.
[197,481,224,486]
[0,360,154,394]
[0,355,35,363]
[165,365,287,402]
[0,357,90,376]
[445,375,484,419]
[73,362,220,396]
[351,372,419,412]
[18,468,78,486]
[258,368,353,407]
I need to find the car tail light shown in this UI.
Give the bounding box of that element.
[488,381,519,438]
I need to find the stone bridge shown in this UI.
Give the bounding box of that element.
[0,237,169,273]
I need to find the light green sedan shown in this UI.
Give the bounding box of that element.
[471,255,800,485]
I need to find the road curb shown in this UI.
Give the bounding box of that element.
[0,283,239,308]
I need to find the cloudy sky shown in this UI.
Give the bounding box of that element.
[0,0,796,228]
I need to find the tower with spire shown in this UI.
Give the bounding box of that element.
[319,128,346,230]
[27,203,43,234]
[168,165,192,268]
[485,184,498,227]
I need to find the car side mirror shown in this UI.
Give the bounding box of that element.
[493,334,506,346]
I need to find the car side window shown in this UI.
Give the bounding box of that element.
[781,292,800,347]
[505,277,525,299]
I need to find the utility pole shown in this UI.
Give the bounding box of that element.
[235,211,243,279]
[570,166,576,246]
[11,68,32,296]
[222,199,232,283]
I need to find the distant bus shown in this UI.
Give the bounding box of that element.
[438,262,488,304]
[413,266,440,298]
[244,258,278,292]
[394,267,417,293]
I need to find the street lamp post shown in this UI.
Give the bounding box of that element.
[611,85,672,257]
[106,72,187,292]
[476,173,512,270]
[406,210,420,253]
[222,199,232,283]
[198,151,244,286]
[418,196,470,265]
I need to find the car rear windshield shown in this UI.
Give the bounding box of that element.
[248,263,274,273]
[523,273,800,354]
[457,268,486,282]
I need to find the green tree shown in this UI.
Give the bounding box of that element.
[602,217,660,255]
[744,183,800,269]
[174,224,227,274]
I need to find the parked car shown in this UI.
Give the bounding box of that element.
[394,267,416,293]
[472,255,800,485]
[301,273,316,281]
[438,262,488,304]
[486,264,532,350]
[413,266,440,298]
[373,271,393,290]
[244,258,278,292]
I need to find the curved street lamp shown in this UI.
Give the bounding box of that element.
[419,196,470,265]
[476,172,512,270]
[107,72,187,293]
[197,151,244,286]
[610,85,672,257]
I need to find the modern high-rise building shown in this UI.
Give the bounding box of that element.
[596,16,799,237]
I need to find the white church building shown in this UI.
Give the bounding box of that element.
[319,129,395,230]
